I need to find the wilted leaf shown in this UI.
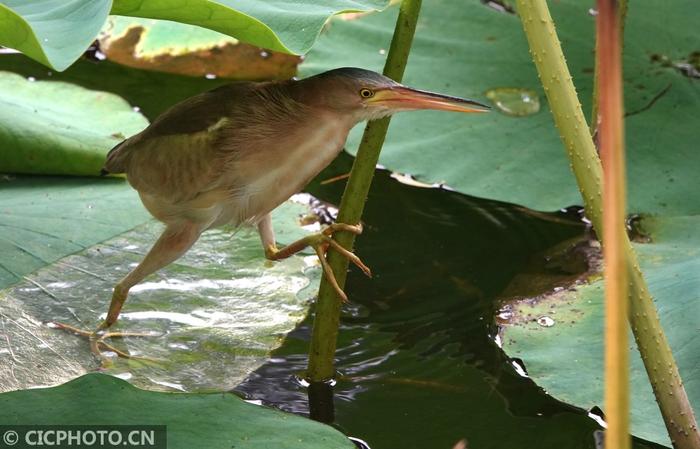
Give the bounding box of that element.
[98,17,300,80]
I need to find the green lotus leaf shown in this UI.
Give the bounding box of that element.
[0,0,111,71]
[0,71,148,176]
[501,215,700,446]
[0,373,354,448]
[0,174,320,391]
[0,0,388,71]
[301,0,700,216]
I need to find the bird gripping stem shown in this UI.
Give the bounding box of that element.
[306,0,423,382]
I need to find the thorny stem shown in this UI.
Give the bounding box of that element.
[306,0,423,382]
[515,1,700,447]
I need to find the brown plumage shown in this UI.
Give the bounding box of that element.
[62,67,489,356]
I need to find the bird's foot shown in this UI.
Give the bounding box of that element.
[314,223,372,302]
[266,222,371,302]
[49,321,160,365]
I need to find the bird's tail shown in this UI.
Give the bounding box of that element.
[101,140,129,175]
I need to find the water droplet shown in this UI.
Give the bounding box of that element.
[259,50,269,59]
[485,87,540,117]
[132,106,141,113]
[205,73,217,79]
[378,48,386,55]
[497,309,513,320]
[537,316,555,327]
[27,76,36,82]
[295,376,311,388]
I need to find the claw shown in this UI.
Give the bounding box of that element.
[325,238,372,278]
[313,223,371,302]
[263,221,372,302]
[49,321,162,363]
[323,222,363,236]
[313,245,349,302]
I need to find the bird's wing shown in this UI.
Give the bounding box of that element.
[103,83,257,204]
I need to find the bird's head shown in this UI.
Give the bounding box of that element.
[300,67,490,122]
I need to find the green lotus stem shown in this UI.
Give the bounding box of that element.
[306,0,423,382]
[597,1,629,448]
[515,1,700,447]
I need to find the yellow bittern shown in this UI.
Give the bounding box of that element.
[56,68,489,357]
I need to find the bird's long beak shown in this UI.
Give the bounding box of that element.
[369,86,490,113]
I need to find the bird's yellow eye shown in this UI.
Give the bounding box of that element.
[359,88,374,98]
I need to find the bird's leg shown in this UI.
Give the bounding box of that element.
[257,214,371,302]
[52,222,202,361]
[102,221,203,328]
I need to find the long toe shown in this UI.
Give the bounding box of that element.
[313,244,349,302]
[50,321,159,363]
[325,238,372,278]
[323,222,363,237]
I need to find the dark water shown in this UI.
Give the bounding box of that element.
[0,55,665,449]
[236,154,663,449]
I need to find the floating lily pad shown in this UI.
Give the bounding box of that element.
[0,71,148,176]
[500,215,700,446]
[0,177,150,289]
[0,180,320,392]
[0,373,355,448]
